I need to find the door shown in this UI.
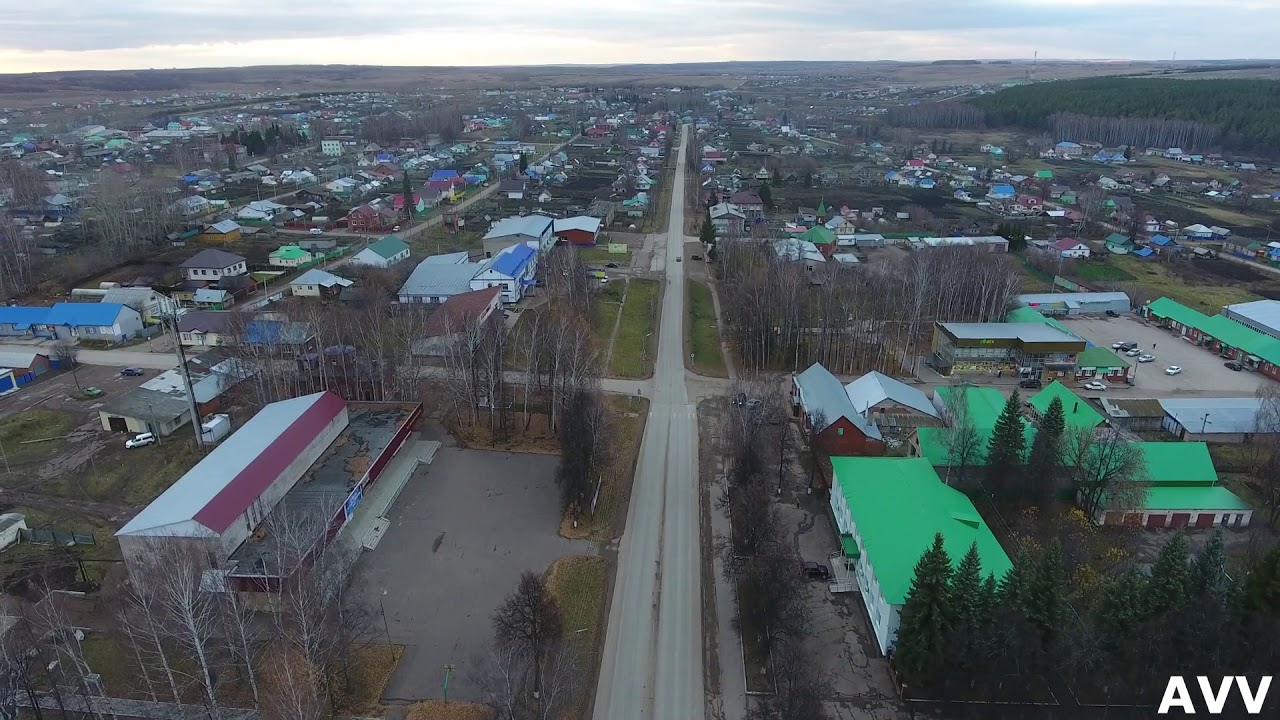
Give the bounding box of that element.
[1169,513,1191,528]
[1145,514,1167,528]
[108,416,129,432]
[0,375,13,393]
[1195,513,1217,528]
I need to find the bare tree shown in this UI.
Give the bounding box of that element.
[50,340,81,391]
[0,610,32,720]
[1062,427,1148,521]
[219,590,262,707]
[474,637,583,720]
[1250,385,1280,526]
[492,572,563,711]
[942,384,983,485]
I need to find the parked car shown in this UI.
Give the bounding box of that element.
[1125,348,1142,357]
[1105,310,1120,317]
[1018,378,1042,389]
[1224,361,1243,371]
[691,254,703,261]
[732,392,746,407]
[675,257,682,262]
[119,367,144,377]
[1138,354,1156,363]
[1165,366,1183,376]
[125,432,156,449]
[1083,381,1108,391]
[308,228,324,235]
[605,262,619,268]
[802,561,832,581]
[1111,341,1127,349]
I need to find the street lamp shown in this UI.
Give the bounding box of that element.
[379,589,392,645]
[1201,413,1212,435]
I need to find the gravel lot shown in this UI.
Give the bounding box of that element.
[1061,315,1272,396]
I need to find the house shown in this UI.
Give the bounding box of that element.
[242,320,315,352]
[843,371,941,434]
[350,236,410,268]
[498,178,527,200]
[987,184,1016,200]
[790,363,884,456]
[100,287,177,325]
[320,137,344,156]
[398,256,483,304]
[346,204,399,233]
[0,350,51,391]
[412,287,503,356]
[98,350,253,437]
[290,269,353,298]
[174,195,210,217]
[1105,233,1134,254]
[470,244,536,304]
[1028,381,1105,430]
[1051,237,1090,258]
[38,303,144,343]
[728,190,765,219]
[1183,224,1215,240]
[180,249,247,282]
[1055,141,1083,157]
[192,288,233,310]
[1150,234,1179,252]
[482,215,554,258]
[177,311,235,347]
[709,203,748,236]
[202,220,242,244]
[828,457,1012,654]
[268,245,313,268]
[553,216,603,246]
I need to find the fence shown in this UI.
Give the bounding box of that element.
[19,527,95,546]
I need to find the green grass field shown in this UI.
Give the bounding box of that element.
[577,246,631,264]
[593,281,625,343]
[686,280,727,376]
[609,279,659,379]
[1075,261,1136,282]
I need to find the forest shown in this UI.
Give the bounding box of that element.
[968,78,1280,154]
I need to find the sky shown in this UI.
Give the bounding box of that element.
[0,0,1276,74]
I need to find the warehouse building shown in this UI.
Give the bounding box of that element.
[1144,297,1280,381]
[117,391,421,591]
[930,322,1085,379]
[1091,442,1251,529]
[1017,291,1131,316]
[1159,397,1272,443]
[98,350,253,437]
[1222,299,1280,341]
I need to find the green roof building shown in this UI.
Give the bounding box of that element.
[829,456,1012,654]
[268,245,313,268]
[1035,169,1054,180]
[1094,440,1251,528]
[799,225,835,246]
[1028,380,1104,430]
[913,385,1033,466]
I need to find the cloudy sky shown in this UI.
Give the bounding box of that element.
[0,0,1274,73]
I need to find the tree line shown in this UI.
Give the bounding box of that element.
[712,239,1021,375]
[968,78,1280,154]
[894,527,1280,709]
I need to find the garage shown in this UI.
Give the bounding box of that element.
[0,371,13,394]
[1145,514,1167,528]
[1105,511,1125,525]
[1195,513,1216,528]
[1169,513,1191,528]
[1123,513,1142,526]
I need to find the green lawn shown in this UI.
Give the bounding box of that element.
[686,280,727,376]
[593,282,625,349]
[609,279,659,379]
[1110,256,1261,313]
[546,554,609,718]
[1075,261,1136,282]
[577,246,630,264]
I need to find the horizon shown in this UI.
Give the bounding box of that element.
[2,1,1277,74]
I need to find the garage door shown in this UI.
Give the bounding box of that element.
[1146,514,1167,528]
[108,416,129,432]
[1104,512,1124,526]
[1169,513,1191,528]
[1195,513,1216,528]
[1123,513,1142,526]
[0,375,12,393]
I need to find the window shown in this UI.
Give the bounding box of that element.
[837,427,844,436]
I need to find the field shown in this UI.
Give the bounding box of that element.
[593,281,626,342]
[686,280,727,376]
[608,278,659,379]
[577,246,631,265]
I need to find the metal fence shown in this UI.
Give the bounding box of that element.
[19,527,96,546]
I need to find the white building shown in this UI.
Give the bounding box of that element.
[470,244,536,304]
[482,215,555,258]
[350,236,411,268]
[1223,299,1280,341]
[321,138,344,156]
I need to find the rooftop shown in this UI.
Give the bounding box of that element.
[1159,397,1264,436]
[1134,442,1218,485]
[362,236,410,260]
[181,249,246,269]
[399,260,482,298]
[291,269,353,289]
[554,216,602,234]
[422,287,501,337]
[832,457,1012,605]
[483,214,553,240]
[844,371,936,418]
[1224,299,1280,330]
[1028,381,1104,430]
[793,363,881,440]
[940,322,1081,344]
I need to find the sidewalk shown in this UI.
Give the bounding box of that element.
[711,468,748,719]
[20,692,379,720]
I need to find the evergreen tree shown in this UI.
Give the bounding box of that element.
[1024,539,1067,647]
[1025,396,1066,504]
[1148,531,1193,613]
[519,152,529,173]
[699,219,717,247]
[998,549,1034,607]
[947,543,996,674]
[1238,543,1280,618]
[1094,569,1148,657]
[1193,529,1231,600]
[985,390,1025,492]
[758,182,772,209]
[401,172,415,222]
[893,534,954,689]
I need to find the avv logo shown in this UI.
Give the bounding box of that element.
[1159,676,1272,714]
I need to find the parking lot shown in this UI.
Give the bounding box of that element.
[1061,315,1273,395]
[352,440,594,702]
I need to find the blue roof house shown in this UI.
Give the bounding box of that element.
[919,178,937,189]
[471,243,537,303]
[1134,246,1156,259]
[39,303,143,342]
[429,169,460,183]
[987,184,1016,200]
[0,307,57,338]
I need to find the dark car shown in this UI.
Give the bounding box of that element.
[732,392,746,407]
[691,254,703,261]
[1105,310,1120,317]
[675,257,682,262]
[802,561,831,581]
[605,262,619,268]
[120,367,145,377]
[1018,378,1042,389]
[1224,361,1243,371]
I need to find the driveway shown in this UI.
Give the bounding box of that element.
[352,444,593,702]
[1061,315,1272,395]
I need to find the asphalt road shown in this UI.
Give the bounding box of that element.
[594,125,704,720]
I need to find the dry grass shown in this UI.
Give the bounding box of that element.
[561,395,647,541]
[332,644,405,716]
[451,413,558,454]
[405,700,494,720]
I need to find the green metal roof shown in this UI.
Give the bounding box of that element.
[270,245,310,260]
[1035,169,1054,179]
[840,534,860,559]
[800,225,835,246]
[934,385,1009,431]
[1076,346,1129,369]
[366,235,410,259]
[1105,232,1132,246]
[1135,442,1219,486]
[1142,485,1250,512]
[1145,297,1210,327]
[1029,381,1103,430]
[1006,305,1071,335]
[832,457,1012,605]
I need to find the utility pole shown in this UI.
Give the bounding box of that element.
[163,314,206,451]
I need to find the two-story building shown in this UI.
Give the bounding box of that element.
[470,244,536,304]
[482,214,555,258]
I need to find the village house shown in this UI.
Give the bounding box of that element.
[790,363,885,456]
[553,216,603,246]
[268,245,313,268]
[350,236,410,268]
[180,249,247,283]
[289,268,353,299]
[482,214,554,258]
